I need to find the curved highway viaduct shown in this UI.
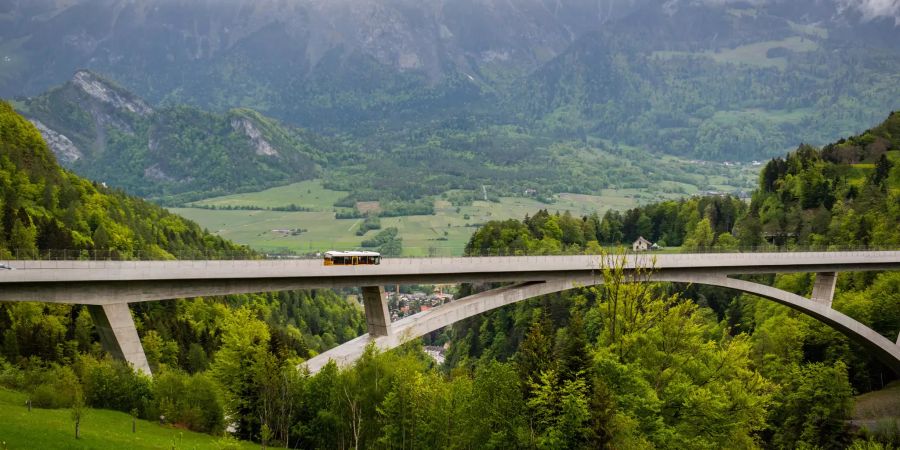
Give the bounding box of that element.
[1,251,899,375]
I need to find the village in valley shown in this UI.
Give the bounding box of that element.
[383,285,456,323]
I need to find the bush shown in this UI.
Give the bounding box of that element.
[0,357,26,390]
[153,369,224,433]
[75,355,152,415]
[30,365,80,409]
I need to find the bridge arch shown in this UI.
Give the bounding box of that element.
[304,274,900,375]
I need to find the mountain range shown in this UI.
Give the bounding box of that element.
[2,0,900,195]
[15,70,326,202]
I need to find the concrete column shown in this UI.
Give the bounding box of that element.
[87,303,152,375]
[361,286,391,337]
[811,272,837,308]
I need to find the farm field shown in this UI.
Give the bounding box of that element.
[172,178,730,256]
[188,180,344,210]
[653,35,820,69]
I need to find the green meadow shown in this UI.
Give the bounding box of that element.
[654,35,820,69]
[0,388,255,450]
[171,177,743,256]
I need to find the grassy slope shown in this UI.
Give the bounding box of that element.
[854,382,900,420]
[0,388,255,450]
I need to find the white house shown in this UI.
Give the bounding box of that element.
[632,236,652,252]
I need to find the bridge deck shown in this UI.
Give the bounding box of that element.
[2,251,899,285]
[3,251,899,376]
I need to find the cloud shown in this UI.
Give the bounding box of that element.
[837,0,900,24]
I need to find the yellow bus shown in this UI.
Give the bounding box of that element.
[323,251,381,266]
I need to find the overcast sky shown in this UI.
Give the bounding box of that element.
[839,0,900,23]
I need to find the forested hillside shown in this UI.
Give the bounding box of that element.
[17,71,326,203]
[734,111,900,249]
[0,101,365,443]
[0,100,248,259]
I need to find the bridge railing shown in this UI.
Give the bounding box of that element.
[2,245,900,263]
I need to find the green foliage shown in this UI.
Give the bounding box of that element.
[737,114,900,249]
[210,307,272,440]
[152,369,224,433]
[0,103,366,446]
[355,214,381,235]
[76,355,152,415]
[683,217,715,251]
[769,362,855,449]
[31,365,81,409]
[527,369,591,449]
[360,227,403,256]
[2,100,900,450]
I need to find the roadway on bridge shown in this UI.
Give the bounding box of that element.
[1,251,898,305]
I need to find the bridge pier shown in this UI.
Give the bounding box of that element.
[811,272,837,307]
[361,286,391,337]
[87,303,152,375]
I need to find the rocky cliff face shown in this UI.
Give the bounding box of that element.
[231,117,279,157]
[29,119,83,164]
[71,71,153,117]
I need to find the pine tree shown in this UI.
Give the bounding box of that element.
[516,313,554,390]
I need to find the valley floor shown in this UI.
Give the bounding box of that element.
[172,178,753,256]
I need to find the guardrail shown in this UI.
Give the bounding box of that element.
[1,245,900,262]
[2,250,899,273]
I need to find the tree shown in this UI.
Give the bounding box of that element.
[872,154,892,187]
[592,253,774,448]
[71,383,86,439]
[527,369,591,449]
[141,330,179,372]
[714,231,739,251]
[559,211,585,247]
[376,366,429,449]
[555,313,589,382]
[683,218,714,251]
[468,361,527,448]
[92,222,111,252]
[9,216,37,258]
[770,362,854,449]
[211,307,272,440]
[517,314,554,389]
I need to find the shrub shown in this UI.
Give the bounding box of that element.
[153,369,224,433]
[75,355,152,415]
[30,365,80,408]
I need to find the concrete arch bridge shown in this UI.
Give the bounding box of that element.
[0,251,898,375]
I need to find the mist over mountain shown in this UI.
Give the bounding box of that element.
[2,0,900,161]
